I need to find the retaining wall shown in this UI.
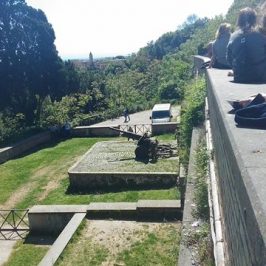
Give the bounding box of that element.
[68,171,178,190]
[202,58,266,266]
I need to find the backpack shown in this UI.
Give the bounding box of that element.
[232,35,251,83]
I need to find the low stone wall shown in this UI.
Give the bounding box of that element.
[206,68,266,265]
[0,131,51,164]
[152,122,178,135]
[72,125,120,137]
[69,171,178,190]
[193,55,210,76]
[29,201,181,235]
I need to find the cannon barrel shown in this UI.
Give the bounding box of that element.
[108,126,144,141]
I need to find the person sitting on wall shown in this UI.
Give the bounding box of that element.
[209,23,231,69]
[227,7,266,83]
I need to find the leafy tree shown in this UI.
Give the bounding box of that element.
[0,0,64,123]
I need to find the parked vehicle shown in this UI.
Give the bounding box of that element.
[150,103,172,123]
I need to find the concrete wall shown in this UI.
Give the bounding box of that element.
[152,122,178,135]
[0,131,51,164]
[205,67,266,265]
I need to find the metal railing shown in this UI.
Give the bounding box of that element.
[119,124,151,135]
[0,209,29,240]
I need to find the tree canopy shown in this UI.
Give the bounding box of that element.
[0,0,64,123]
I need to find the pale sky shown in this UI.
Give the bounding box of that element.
[26,0,234,59]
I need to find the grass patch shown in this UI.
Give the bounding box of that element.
[184,140,214,266]
[179,78,206,167]
[155,133,176,141]
[185,223,214,266]
[41,183,179,205]
[0,138,104,206]
[4,241,48,266]
[56,220,108,266]
[193,140,209,220]
[56,220,180,266]
[116,224,180,266]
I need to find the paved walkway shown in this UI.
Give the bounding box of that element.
[92,110,152,127]
[0,240,17,265]
[91,106,180,127]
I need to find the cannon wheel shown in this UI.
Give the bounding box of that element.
[135,145,149,160]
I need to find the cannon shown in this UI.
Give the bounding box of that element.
[109,127,158,161]
[109,127,175,161]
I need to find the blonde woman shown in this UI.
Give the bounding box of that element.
[210,23,231,69]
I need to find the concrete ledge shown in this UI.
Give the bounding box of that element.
[137,199,181,209]
[29,205,89,213]
[87,202,137,220]
[88,202,137,211]
[39,213,86,266]
[72,125,120,137]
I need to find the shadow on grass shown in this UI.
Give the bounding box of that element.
[9,137,69,160]
[24,233,57,245]
[66,183,177,195]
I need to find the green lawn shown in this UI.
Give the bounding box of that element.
[4,242,49,266]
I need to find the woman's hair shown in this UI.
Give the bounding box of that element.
[215,23,231,39]
[237,7,257,31]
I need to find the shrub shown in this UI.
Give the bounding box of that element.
[194,140,209,220]
[179,78,206,167]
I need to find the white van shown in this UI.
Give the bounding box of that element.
[150,103,172,123]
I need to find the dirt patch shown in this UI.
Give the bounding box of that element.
[0,182,36,209]
[38,179,60,201]
[82,220,180,265]
[85,220,157,256]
